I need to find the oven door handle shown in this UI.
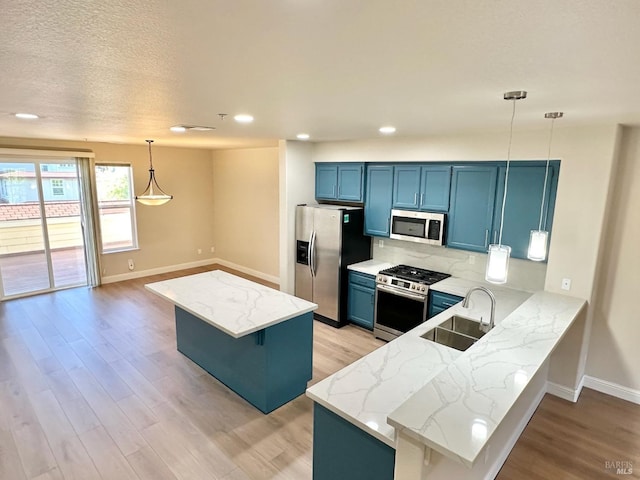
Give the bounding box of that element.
[376,284,427,301]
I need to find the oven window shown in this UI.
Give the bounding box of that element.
[376,288,426,334]
[392,217,426,238]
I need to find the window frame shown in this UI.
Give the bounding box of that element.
[94,162,139,254]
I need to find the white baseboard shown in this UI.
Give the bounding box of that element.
[546,377,584,403]
[101,259,218,284]
[101,258,280,286]
[211,258,280,285]
[583,375,640,405]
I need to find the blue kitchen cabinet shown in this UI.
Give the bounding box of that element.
[393,165,452,211]
[392,165,421,209]
[316,164,338,199]
[447,165,499,252]
[428,290,463,318]
[348,271,376,330]
[364,165,394,236]
[315,163,365,202]
[419,165,451,211]
[491,163,559,260]
[313,403,395,480]
[337,164,365,201]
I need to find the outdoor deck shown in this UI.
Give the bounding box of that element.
[0,247,87,297]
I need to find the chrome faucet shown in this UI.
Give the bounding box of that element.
[462,286,496,333]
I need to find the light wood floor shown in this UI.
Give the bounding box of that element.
[0,264,638,479]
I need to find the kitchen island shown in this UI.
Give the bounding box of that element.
[307,277,586,479]
[146,270,317,413]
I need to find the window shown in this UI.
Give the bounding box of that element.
[51,179,64,196]
[95,164,138,252]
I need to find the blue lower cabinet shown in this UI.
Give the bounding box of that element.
[313,403,395,480]
[428,290,463,318]
[348,272,375,330]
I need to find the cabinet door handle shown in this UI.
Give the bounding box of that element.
[333,185,336,197]
[493,230,497,244]
[442,301,456,308]
[414,193,418,205]
[420,193,424,206]
[485,229,489,247]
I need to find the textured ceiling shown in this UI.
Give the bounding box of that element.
[1,0,639,149]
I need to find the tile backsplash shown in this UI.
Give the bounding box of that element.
[372,238,546,292]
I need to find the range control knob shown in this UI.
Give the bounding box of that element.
[421,286,426,292]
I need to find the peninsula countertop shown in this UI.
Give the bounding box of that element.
[145,270,317,338]
[306,281,532,448]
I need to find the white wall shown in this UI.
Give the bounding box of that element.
[586,126,640,392]
[278,140,316,293]
[211,147,280,282]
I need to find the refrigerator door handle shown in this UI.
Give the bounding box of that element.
[309,230,317,277]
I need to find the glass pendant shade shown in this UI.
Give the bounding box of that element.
[527,230,549,261]
[486,244,511,284]
[136,140,173,206]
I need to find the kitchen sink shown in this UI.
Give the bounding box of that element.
[421,315,488,351]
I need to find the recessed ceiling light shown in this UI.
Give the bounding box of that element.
[379,126,396,135]
[234,114,254,124]
[170,125,187,133]
[296,133,310,140]
[15,112,39,120]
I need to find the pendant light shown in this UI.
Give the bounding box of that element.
[135,140,173,206]
[527,112,563,261]
[485,90,527,284]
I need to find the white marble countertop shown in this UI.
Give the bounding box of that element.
[347,259,395,276]
[306,280,531,448]
[145,270,317,338]
[387,291,586,467]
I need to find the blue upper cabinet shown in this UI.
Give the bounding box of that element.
[393,165,451,211]
[492,163,559,260]
[419,165,451,211]
[316,164,339,199]
[447,165,499,252]
[364,165,394,237]
[315,163,364,202]
[392,165,421,209]
[337,164,364,201]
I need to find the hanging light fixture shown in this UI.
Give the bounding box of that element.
[527,112,563,261]
[135,140,173,206]
[485,90,527,284]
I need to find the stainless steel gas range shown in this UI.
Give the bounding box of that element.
[373,265,450,341]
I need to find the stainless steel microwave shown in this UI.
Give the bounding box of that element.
[389,209,446,245]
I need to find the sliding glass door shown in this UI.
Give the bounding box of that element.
[0,159,87,298]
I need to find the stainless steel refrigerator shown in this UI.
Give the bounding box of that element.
[295,204,371,327]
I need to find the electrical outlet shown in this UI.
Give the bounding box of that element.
[469,255,476,265]
[378,239,384,248]
[127,259,134,271]
[210,246,215,253]
[197,248,202,255]
[561,278,571,291]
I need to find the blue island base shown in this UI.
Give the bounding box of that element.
[175,307,313,413]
